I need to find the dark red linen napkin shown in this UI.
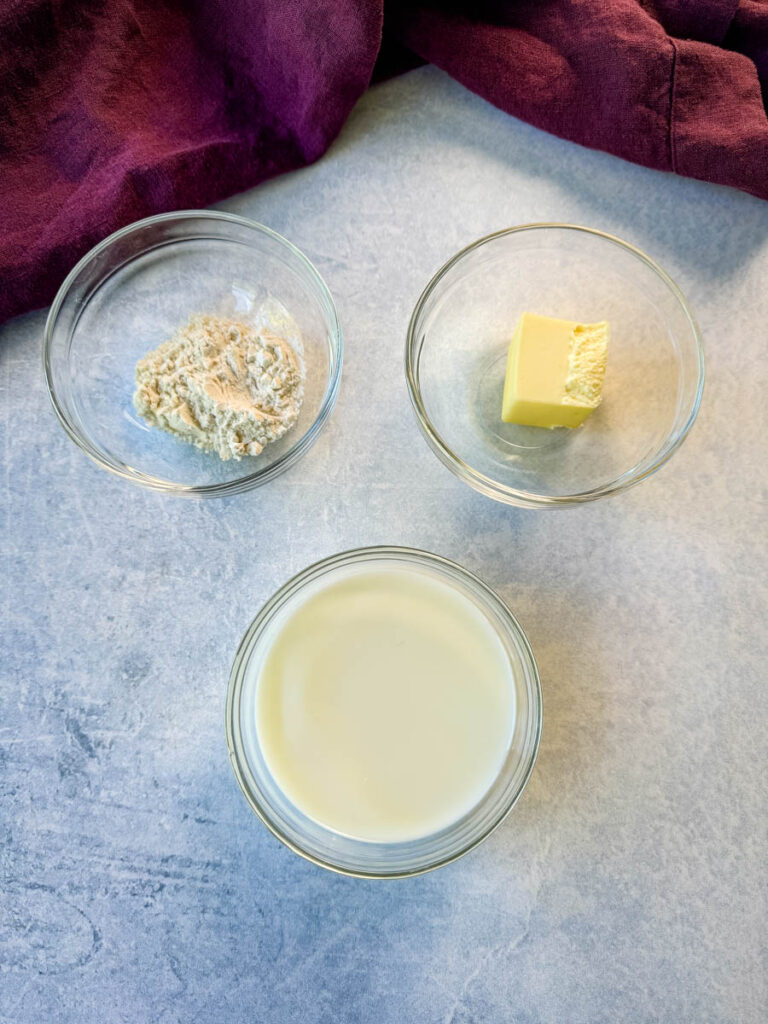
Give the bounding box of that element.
[2,0,766,325]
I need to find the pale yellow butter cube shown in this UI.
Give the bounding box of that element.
[501,312,609,428]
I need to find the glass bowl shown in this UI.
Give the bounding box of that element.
[406,224,705,508]
[44,211,342,497]
[226,546,542,878]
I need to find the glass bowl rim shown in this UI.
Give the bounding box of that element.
[225,545,543,879]
[43,209,343,498]
[405,222,706,509]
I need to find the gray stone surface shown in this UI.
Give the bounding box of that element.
[1,67,766,1024]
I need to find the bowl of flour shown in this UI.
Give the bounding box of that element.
[44,211,342,497]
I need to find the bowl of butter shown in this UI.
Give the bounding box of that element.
[406,224,704,508]
[45,211,342,497]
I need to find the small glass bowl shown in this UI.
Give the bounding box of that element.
[226,546,542,878]
[406,224,705,508]
[44,211,342,497]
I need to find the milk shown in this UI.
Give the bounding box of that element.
[253,565,516,843]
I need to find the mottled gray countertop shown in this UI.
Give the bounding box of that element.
[1,67,766,1024]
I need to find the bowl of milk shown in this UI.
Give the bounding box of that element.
[226,547,542,877]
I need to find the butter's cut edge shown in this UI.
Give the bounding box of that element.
[562,321,609,408]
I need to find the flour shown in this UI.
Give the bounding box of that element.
[133,313,305,461]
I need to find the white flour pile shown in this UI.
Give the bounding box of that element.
[133,314,305,460]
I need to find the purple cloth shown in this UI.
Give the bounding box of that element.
[2,0,767,325]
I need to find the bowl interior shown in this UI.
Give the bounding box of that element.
[409,227,703,504]
[46,214,340,492]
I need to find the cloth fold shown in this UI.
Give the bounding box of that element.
[2,0,767,325]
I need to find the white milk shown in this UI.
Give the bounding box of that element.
[254,565,516,842]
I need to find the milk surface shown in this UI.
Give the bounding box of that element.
[254,565,516,842]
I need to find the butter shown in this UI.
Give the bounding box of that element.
[501,312,609,428]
